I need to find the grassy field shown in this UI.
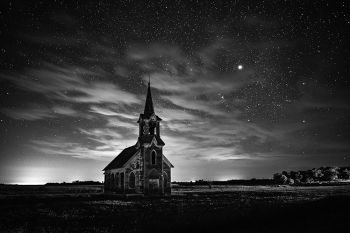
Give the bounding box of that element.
[1,184,350,233]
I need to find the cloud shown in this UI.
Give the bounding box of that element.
[127,43,184,62]
[1,63,141,106]
[2,106,53,121]
[90,106,138,119]
[1,104,82,121]
[30,138,118,160]
[157,108,197,121]
[105,117,137,130]
[67,82,140,105]
[146,71,253,94]
[52,106,78,116]
[29,120,139,160]
[1,104,80,121]
[122,41,282,162]
[161,94,228,116]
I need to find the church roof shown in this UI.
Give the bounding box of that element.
[143,82,155,118]
[163,154,174,168]
[103,145,139,171]
[138,135,165,146]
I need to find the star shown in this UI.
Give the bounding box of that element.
[238,65,243,70]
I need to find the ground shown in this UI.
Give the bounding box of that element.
[1,184,350,233]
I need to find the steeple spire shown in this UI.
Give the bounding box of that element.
[143,79,155,118]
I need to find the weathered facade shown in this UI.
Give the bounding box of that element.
[103,82,173,195]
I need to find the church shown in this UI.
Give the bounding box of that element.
[103,81,173,195]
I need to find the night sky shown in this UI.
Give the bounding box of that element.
[1,0,350,184]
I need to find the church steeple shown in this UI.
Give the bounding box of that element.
[138,80,162,138]
[143,81,155,118]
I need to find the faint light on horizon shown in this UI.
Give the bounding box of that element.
[9,166,91,185]
[13,177,48,185]
[216,175,243,181]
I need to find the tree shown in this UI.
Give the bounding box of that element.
[273,173,288,184]
[311,168,323,181]
[287,178,294,185]
[302,170,318,183]
[339,169,350,180]
[290,171,303,181]
[304,177,314,183]
[322,167,339,181]
[282,171,290,178]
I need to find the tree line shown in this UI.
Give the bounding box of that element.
[45,181,102,186]
[273,166,350,185]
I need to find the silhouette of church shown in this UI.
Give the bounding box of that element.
[103,81,173,195]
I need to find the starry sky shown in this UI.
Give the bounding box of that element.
[1,0,350,184]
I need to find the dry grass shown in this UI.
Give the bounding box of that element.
[0,184,350,233]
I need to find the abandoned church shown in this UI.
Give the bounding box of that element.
[103,81,174,195]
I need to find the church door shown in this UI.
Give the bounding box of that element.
[149,179,159,194]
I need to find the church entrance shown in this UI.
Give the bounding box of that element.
[149,179,159,194]
[148,169,160,194]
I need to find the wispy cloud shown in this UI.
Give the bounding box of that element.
[30,138,118,160]
[1,63,141,106]
[2,105,53,121]
[52,106,78,117]
[90,105,138,119]
[2,104,79,120]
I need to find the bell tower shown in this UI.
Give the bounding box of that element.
[137,80,165,195]
[138,81,161,137]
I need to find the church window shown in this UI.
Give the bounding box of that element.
[129,172,135,189]
[151,150,156,165]
[116,173,119,188]
[111,174,115,189]
[120,173,125,190]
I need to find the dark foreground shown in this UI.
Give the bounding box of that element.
[1,185,350,233]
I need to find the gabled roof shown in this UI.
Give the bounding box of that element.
[139,135,165,146]
[103,145,139,171]
[143,82,154,118]
[163,154,174,168]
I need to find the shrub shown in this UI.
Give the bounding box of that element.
[273,166,350,184]
[282,171,290,178]
[304,177,314,183]
[311,168,323,180]
[339,169,350,180]
[296,172,303,181]
[286,178,294,185]
[322,167,338,181]
[273,173,288,184]
[294,179,301,184]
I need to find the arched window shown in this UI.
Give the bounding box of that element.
[114,173,118,188]
[104,174,108,187]
[110,174,115,189]
[116,173,119,188]
[129,172,135,189]
[120,173,125,191]
[163,172,168,189]
[151,150,156,165]
[108,174,112,188]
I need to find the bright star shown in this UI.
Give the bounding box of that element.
[238,65,243,70]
